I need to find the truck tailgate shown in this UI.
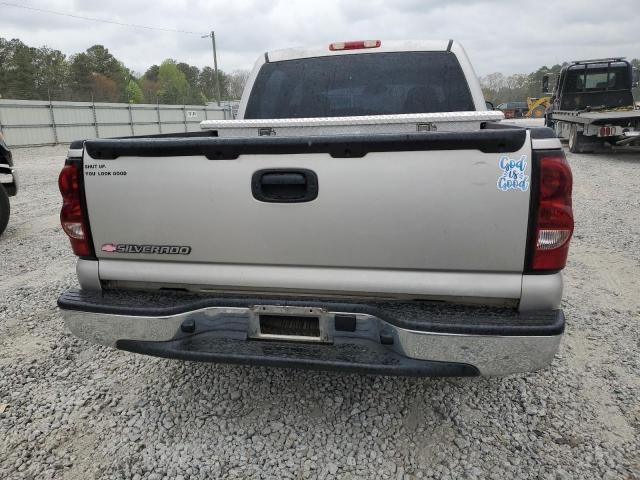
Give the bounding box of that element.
[82,129,532,295]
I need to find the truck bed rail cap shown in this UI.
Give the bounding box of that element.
[83,129,526,160]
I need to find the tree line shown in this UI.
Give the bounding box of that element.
[481,59,640,105]
[2,36,637,106]
[0,37,250,104]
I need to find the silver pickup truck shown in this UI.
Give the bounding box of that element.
[57,40,574,376]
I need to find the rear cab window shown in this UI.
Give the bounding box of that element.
[244,51,475,119]
[564,62,631,93]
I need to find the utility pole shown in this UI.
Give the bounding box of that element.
[202,31,221,104]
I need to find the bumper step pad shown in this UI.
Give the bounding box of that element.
[118,333,479,377]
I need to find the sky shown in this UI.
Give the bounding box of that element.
[1,0,639,77]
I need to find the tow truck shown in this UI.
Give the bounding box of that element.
[544,58,640,153]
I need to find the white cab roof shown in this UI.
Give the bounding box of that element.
[267,40,451,62]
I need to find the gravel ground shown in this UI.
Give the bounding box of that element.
[1,144,639,480]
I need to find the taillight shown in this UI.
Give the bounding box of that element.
[529,151,573,271]
[59,163,94,257]
[329,40,381,51]
[598,126,613,137]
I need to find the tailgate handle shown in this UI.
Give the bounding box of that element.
[252,169,318,203]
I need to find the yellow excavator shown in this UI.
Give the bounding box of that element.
[525,96,551,118]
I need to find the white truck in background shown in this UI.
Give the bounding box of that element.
[57,40,573,376]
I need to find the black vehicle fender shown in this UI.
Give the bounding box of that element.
[0,184,10,237]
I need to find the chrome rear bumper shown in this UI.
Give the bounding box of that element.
[59,289,563,376]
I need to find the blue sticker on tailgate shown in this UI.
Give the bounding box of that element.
[497,155,529,192]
